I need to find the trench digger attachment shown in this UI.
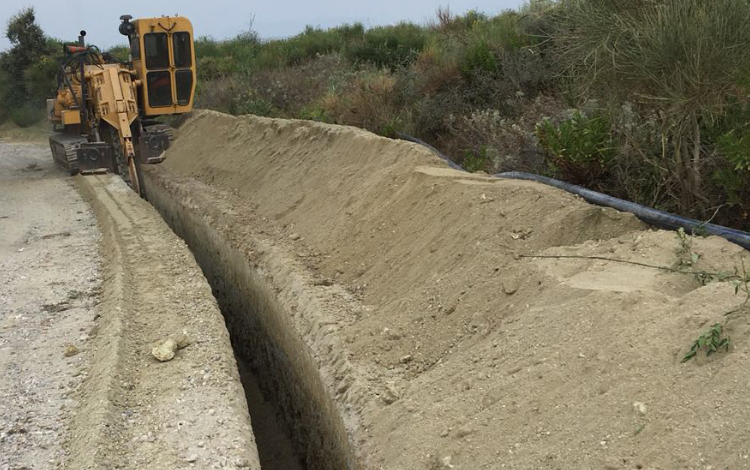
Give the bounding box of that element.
[47,15,195,196]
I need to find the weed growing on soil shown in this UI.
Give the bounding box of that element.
[675,228,700,269]
[682,323,730,362]
[730,259,750,305]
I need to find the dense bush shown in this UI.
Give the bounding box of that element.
[345,22,427,69]
[552,0,750,215]
[536,111,616,186]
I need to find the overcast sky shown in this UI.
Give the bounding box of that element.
[0,0,524,51]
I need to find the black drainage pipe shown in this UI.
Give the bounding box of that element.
[398,133,750,251]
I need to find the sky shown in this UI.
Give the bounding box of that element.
[0,0,524,51]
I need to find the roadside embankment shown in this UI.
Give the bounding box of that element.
[146,110,750,469]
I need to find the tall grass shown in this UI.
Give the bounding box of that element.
[553,0,750,212]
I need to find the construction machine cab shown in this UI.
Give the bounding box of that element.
[120,15,196,116]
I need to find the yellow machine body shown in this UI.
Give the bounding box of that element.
[47,15,195,196]
[129,16,196,116]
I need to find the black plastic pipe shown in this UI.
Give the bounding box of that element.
[495,172,750,250]
[398,133,750,251]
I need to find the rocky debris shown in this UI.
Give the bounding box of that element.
[151,331,192,362]
[64,344,80,357]
[382,383,400,405]
[174,330,192,349]
[152,339,178,362]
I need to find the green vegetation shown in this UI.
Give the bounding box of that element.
[3,1,750,231]
[536,112,615,186]
[682,322,730,363]
[0,8,60,126]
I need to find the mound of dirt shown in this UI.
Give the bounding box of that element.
[161,110,750,469]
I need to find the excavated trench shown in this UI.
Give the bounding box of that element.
[140,168,360,470]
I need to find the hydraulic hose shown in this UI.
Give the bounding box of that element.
[397,133,750,251]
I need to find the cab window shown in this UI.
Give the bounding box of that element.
[146,71,172,107]
[144,33,169,69]
[172,32,192,68]
[130,35,140,60]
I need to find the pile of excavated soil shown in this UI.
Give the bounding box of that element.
[161,110,750,469]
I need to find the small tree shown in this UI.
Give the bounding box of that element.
[0,7,58,123]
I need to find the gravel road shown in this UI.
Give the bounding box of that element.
[0,142,261,469]
[0,142,100,469]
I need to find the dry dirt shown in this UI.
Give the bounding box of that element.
[0,142,99,470]
[1,142,261,469]
[158,110,750,470]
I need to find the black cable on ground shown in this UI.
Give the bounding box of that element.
[398,133,750,251]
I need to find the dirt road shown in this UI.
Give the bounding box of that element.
[0,142,261,469]
[0,142,100,469]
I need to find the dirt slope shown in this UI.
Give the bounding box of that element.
[162,110,750,469]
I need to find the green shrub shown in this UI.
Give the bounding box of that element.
[462,147,491,172]
[298,104,330,123]
[106,45,130,62]
[23,54,58,103]
[10,103,44,127]
[283,24,363,65]
[472,11,528,52]
[461,41,497,76]
[345,22,428,69]
[321,70,408,136]
[0,8,60,115]
[230,91,275,117]
[536,111,616,185]
[713,121,750,216]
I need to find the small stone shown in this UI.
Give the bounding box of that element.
[185,454,198,463]
[400,354,413,364]
[64,344,80,357]
[502,282,518,295]
[382,383,400,405]
[633,401,648,415]
[289,233,301,241]
[455,425,475,438]
[152,339,178,362]
[440,429,449,437]
[174,331,191,350]
[234,458,251,468]
[382,328,401,340]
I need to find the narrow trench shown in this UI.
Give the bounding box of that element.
[201,259,309,470]
[142,170,358,470]
[235,355,306,469]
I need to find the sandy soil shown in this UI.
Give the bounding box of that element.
[160,110,750,469]
[1,142,261,470]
